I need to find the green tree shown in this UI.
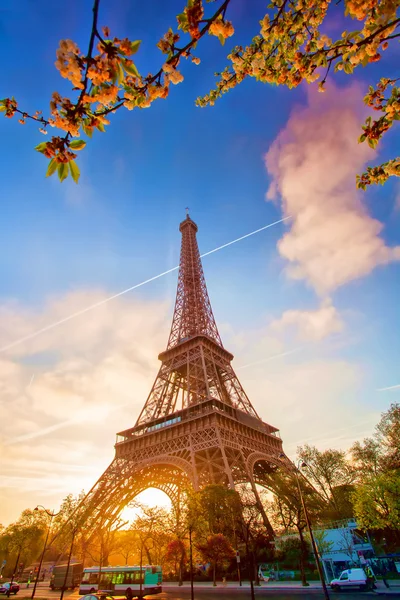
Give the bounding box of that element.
[276,536,311,572]
[352,403,400,474]
[0,510,46,579]
[351,471,400,534]
[188,484,242,543]
[350,405,400,548]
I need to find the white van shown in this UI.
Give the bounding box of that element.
[330,568,370,591]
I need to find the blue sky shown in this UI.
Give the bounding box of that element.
[0,0,399,524]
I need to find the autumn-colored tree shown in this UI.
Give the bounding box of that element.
[1,0,398,186]
[114,530,138,566]
[164,539,186,584]
[198,533,235,586]
[129,505,171,566]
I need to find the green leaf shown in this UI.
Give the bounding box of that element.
[130,40,141,55]
[97,121,106,133]
[35,142,48,153]
[69,160,80,184]
[124,60,139,77]
[69,139,86,150]
[46,158,58,177]
[358,134,366,143]
[343,62,354,74]
[117,61,125,84]
[346,30,360,40]
[218,34,225,46]
[82,123,93,138]
[361,55,369,67]
[58,162,69,182]
[0,105,6,112]
[367,138,378,150]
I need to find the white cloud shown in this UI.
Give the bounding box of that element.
[241,357,372,455]
[270,300,344,341]
[265,83,400,295]
[0,290,171,525]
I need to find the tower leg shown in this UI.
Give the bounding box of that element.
[249,474,275,538]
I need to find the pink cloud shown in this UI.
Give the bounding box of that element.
[265,83,400,295]
[270,300,344,342]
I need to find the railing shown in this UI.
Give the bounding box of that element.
[116,400,281,444]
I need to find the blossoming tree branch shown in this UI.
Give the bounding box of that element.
[1,0,399,187]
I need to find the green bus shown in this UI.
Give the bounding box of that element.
[79,566,162,598]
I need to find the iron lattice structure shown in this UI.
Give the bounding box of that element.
[65,215,287,536]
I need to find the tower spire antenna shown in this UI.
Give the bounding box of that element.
[185,206,190,217]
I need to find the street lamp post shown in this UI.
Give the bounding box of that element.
[60,526,77,600]
[279,455,330,600]
[188,526,194,600]
[5,548,22,598]
[31,507,60,600]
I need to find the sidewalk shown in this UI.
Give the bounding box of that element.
[163,580,400,595]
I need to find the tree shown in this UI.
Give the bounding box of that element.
[130,505,170,566]
[197,533,235,586]
[297,445,356,520]
[351,471,400,535]
[276,536,311,571]
[164,539,186,584]
[0,510,46,579]
[115,530,138,566]
[194,484,242,541]
[352,403,400,475]
[85,516,127,583]
[269,488,310,586]
[1,0,398,186]
[350,403,400,542]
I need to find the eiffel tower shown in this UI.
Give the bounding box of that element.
[70,214,286,536]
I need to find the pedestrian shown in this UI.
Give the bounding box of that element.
[125,587,133,600]
[365,566,377,590]
[381,564,390,589]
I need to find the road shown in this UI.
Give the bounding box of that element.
[17,586,400,600]
[156,590,394,599]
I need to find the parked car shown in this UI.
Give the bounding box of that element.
[330,568,370,591]
[79,594,114,600]
[0,582,20,595]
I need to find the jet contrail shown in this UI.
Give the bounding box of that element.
[377,383,400,392]
[0,216,290,355]
[237,346,303,370]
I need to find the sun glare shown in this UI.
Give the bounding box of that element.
[119,488,172,527]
